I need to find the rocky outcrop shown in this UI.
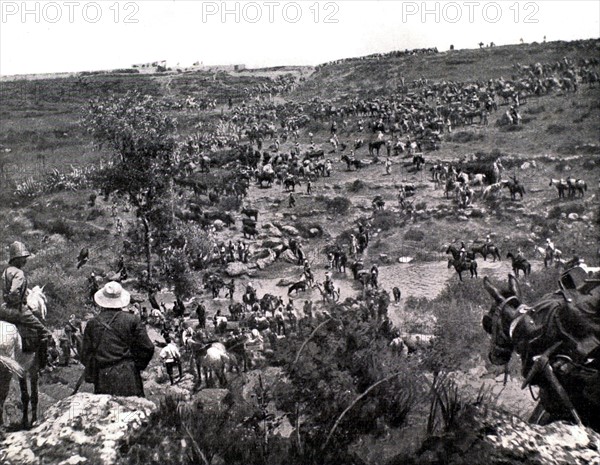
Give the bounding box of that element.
[397,405,600,465]
[0,393,156,465]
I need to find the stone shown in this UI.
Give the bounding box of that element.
[280,249,298,264]
[261,238,285,249]
[309,228,321,237]
[568,213,579,221]
[412,405,600,465]
[262,223,282,237]
[281,225,300,236]
[256,250,277,269]
[213,219,225,231]
[0,393,156,465]
[520,162,531,170]
[226,262,250,277]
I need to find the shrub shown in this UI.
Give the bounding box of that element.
[404,228,425,242]
[525,105,546,114]
[371,211,398,231]
[446,131,484,143]
[219,195,241,212]
[346,179,365,192]
[546,124,567,134]
[325,196,351,214]
[501,124,524,132]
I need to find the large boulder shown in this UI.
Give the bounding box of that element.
[261,237,285,249]
[0,393,156,465]
[281,225,300,236]
[256,249,277,270]
[280,249,298,264]
[398,405,600,465]
[261,223,283,237]
[226,262,251,277]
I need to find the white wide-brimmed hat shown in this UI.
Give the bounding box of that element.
[94,281,130,309]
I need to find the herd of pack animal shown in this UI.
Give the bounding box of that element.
[0,51,598,434]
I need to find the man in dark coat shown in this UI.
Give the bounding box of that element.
[82,281,155,397]
[196,302,206,329]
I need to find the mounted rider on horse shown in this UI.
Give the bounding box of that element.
[0,241,52,357]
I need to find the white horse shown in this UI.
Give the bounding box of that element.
[390,333,435,356]
[470,173,487,189]
[0,286,48,429]
[481,181,506,200]
[190,341,232,388]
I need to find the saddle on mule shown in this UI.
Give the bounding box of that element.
[483,267,600,430]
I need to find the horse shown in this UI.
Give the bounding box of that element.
[392,287,402,304]
[533,245,563,268]
[368,140,386,156]
[482,273,600,431]
[391,333,435,355]
[470,173,487,188]
[471,244,501,262]
[372,196,385,211]
[412,154,425,171]
[313,283,340,302]
[446,245,475,261]
[566,178,587,198]
[243,225,258,239]
[204,274,225,298]
[549,179,567,198]
[481,182,505,200]
[506,252,532,276]
[257,172,275,188]
[0,286,48,429]
[288,280,308,295]
[190,341,232,388]
[447,258,478,281]
[491,159,503,184]
[259,294,279,313]
[241,207,259,221]
[504,182,525,200]
[283,177,297,192]
[340,154,369,171]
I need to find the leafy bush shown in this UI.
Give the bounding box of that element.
[546,124,567,134]
[525,104,546,114]
[371,211,398,231]
[404,228,425,242]
[219,195,242,212]
[324,196,351,214]
[500,124,524,132]
[346,180,366,192]
[446,131,484,143]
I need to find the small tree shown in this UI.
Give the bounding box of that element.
[83,92,178,282]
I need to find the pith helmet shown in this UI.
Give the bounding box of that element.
[9,241,30,261]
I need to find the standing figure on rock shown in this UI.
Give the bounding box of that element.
[82,281,155,397]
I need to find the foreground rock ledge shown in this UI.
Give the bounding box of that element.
[0,393,156,465]
[404,405,600,465]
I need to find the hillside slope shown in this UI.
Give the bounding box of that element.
[294,39,600,99]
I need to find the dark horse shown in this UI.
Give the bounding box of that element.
[482,273,600,431]
[504,182,525,200]
[446,245,475,261]
[506,252,531,276]
[288,280,308,295]
[471,244,501,262]
[447,258,478,281]
[341,154,369,171]
[256,172,275,188]
[368,140,386,156]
